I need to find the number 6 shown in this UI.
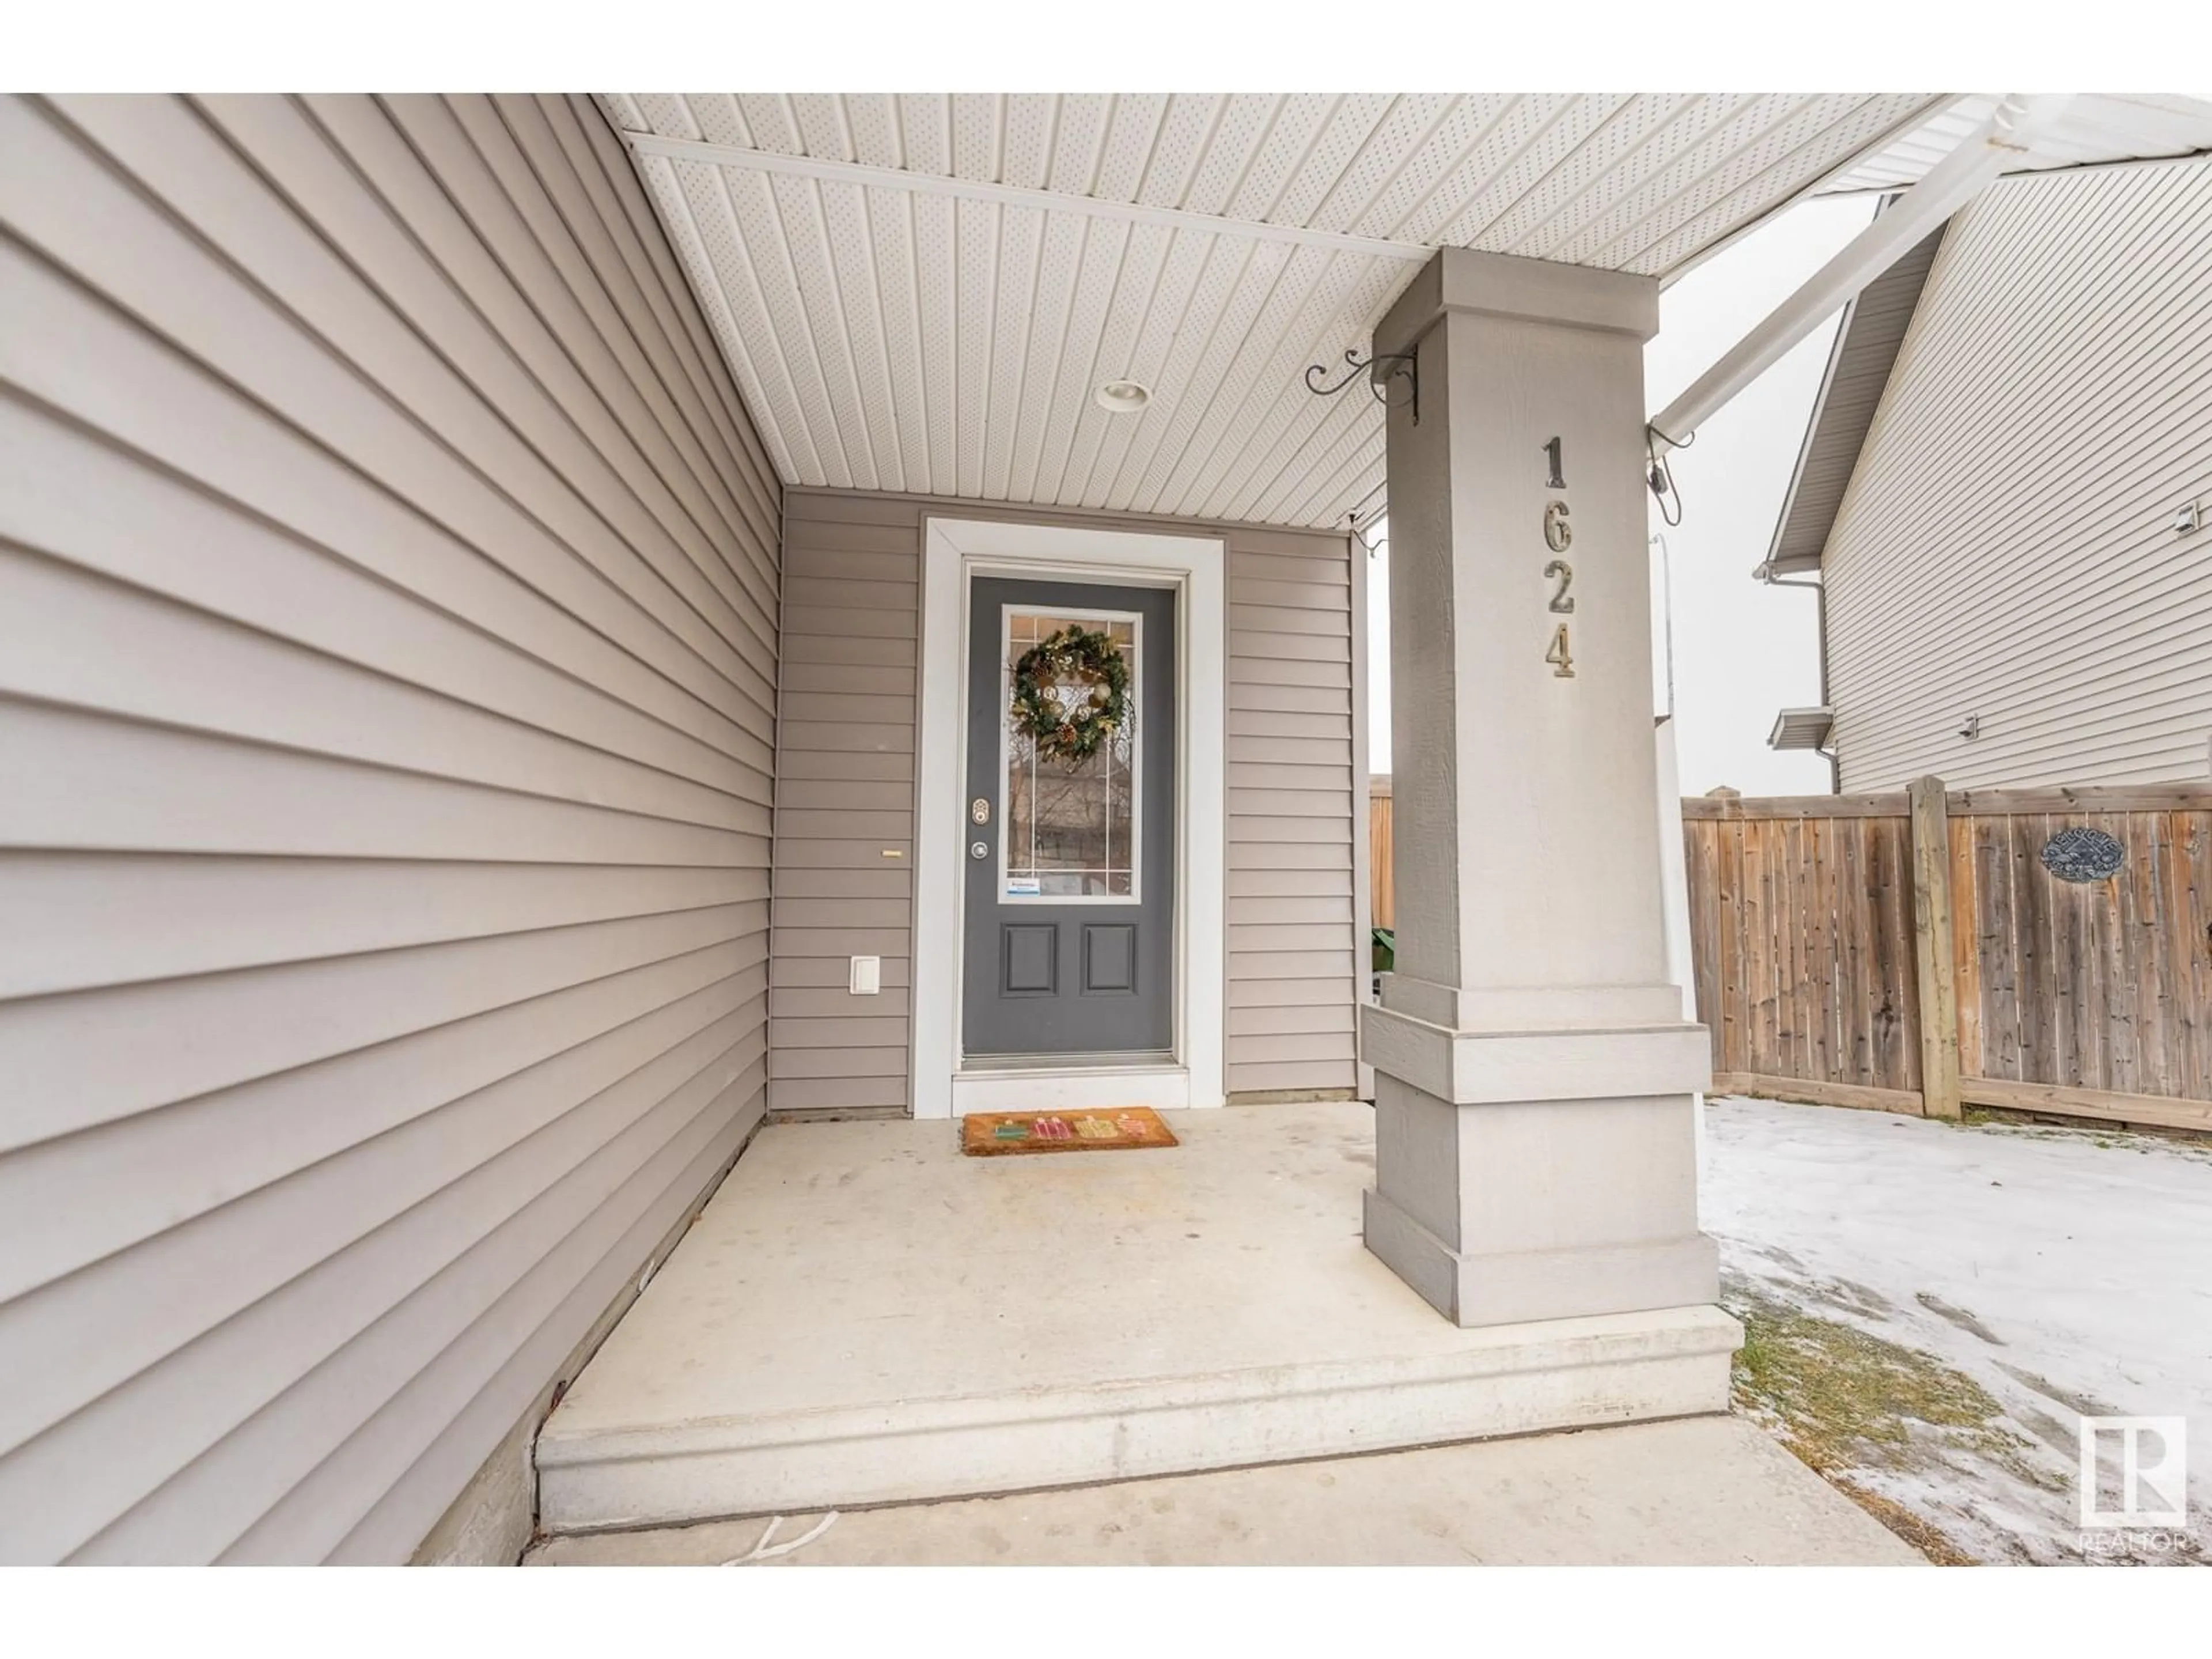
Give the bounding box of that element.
[1543,499,1571,553]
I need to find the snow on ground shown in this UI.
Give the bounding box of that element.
[1702,1096,2212,1565]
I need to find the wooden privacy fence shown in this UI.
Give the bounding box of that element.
[1682,781,2212,1133]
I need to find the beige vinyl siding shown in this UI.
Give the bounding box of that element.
[1824,161,2212,790]
[770,492,922,1112]
[0,94,780,1563]
[1225,529,1361,1095]
[768,491,1359,1109]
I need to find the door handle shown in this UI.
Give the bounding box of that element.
[970,840,990,860]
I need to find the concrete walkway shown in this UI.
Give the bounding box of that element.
[528,1415,1918,1566]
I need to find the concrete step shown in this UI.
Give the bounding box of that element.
[531,1416,1919,1566]
[537,1305,1738,1531]
[533,1106,1738,1535]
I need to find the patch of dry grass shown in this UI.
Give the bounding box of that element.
[1725,1282,2040,1564]
[1820,1478,1978,1567]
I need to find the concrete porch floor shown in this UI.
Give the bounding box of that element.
[537,1104,1749,1536]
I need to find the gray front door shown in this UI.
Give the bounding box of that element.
[963,577,1176,1058]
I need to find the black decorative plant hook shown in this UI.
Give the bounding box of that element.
[1305,347,1420,424]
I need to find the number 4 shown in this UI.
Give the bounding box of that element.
[1546,624,1575,678]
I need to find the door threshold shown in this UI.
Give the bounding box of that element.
[961,1051,1176,1073]
[950,1060,1192,1114]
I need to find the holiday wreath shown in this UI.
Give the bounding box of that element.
[1009,624,1131,766]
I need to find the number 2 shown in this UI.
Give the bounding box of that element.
[1544,559,1574,614]
[1546,624,1575,678]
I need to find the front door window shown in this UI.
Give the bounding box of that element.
[1001,610,1139,901]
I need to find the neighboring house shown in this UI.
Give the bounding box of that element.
[1764,160,2212,790]
[7,92,2211,1565]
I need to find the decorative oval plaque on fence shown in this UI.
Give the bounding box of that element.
[2039,826,2124,884]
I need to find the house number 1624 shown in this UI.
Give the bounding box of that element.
[1541,437,1574,678]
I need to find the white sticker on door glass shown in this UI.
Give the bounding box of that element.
[1003,609,1139,900]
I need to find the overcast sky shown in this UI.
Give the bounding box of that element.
[1365,192,1877,797]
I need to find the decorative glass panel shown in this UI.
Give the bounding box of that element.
[1003,609,1138,899]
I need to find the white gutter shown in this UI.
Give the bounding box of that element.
[1648,93,2075,449]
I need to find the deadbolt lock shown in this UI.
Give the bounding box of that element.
[970,797,991,825]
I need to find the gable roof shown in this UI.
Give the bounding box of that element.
[1763,213,1948,575]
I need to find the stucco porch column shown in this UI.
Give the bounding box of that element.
[1362,249,1718,1328]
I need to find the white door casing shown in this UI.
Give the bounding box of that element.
[913,517,1225,1119]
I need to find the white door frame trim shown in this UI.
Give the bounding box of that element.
[913,516,1226,1120]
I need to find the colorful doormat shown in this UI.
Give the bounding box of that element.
[960,1107,1179,1157]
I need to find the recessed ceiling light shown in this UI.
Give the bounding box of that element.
[1094,380,1151,415]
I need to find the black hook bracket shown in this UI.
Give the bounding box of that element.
[1305,346,1419,425]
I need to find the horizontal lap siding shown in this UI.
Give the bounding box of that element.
[0,94,781,1563]
[1226,529,1359,1095]
[770,493,923,1112]
[770,494,1359,1108]
[1825,164,2212,790]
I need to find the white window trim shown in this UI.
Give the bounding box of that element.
[913,517,1226,1120]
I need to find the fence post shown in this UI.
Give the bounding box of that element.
[1907,775,1961,1120]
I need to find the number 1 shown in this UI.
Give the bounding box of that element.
[1542,435,1565,490]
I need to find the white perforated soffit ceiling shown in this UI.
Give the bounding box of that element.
[601,93,2212,530]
